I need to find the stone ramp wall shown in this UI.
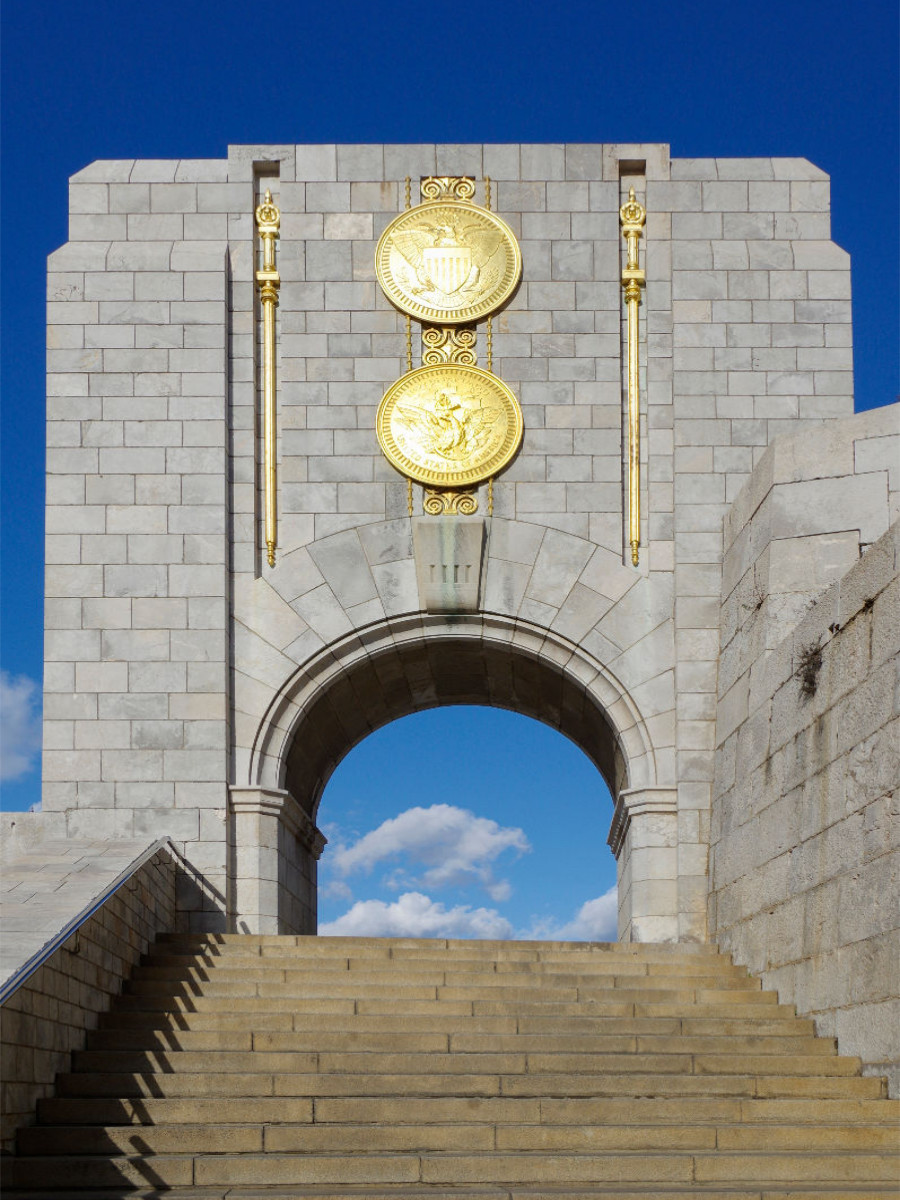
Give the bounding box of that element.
[0,838,180,1151]
[711,405,900,1094]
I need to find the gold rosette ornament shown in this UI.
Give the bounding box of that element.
[376,364,523,489]
[376,201,521,325]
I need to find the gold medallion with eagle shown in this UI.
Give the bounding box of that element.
[376,364,523,488]
[375,201,522,325]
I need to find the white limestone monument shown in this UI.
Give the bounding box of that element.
[2,147,897,1145]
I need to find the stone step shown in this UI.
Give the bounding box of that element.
[36,1093,900,1129]
[71,1046,855,1078]
[140,955,746,978]
[55,1068,884,1100]
[132,959,757,983]
[85,1027,833,1056]
[2,1187,894,1200]
[154,933,723,956]
[19,1120,900,1158]
[130,966,752,991]
[108,994,792,1023]
[129,970,757,993]
[96,1009,817,1036]
[7,1149,898,1190]
[121,979,771,1003]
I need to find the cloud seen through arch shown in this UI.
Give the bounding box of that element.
[319,802,618,942]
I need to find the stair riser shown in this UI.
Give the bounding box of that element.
[107,995,790,1019]
[136,959,748,980]
[56,1070,885,1100]
[13,1152,895,1189]
[71,1048,857,1077]
[85,1030,833,1056]
[35,1093,900,1128]
[154,933,721,955]
[98,1009,814,1035]
[28,1122,894,1158]
[122,980,763,1003]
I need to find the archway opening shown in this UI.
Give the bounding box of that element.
[281,634,630,819]
[240,623,656,939]
[315,706,617,941]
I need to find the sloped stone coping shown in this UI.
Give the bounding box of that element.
[0,836,178,1003]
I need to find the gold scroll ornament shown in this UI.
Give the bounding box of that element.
[376,364,523,490]
[620,187,646,567]
[255,190,281,567]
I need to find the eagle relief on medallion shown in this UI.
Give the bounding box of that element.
[376,365,523,489]
[375,201,521,325]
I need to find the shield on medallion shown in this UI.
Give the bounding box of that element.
[423,245,472,295]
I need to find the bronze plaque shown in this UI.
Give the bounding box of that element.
[376,364,523,488]
[375,201,521,325]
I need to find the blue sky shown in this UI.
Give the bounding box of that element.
[316,707,617,938]
[1,0,897,934]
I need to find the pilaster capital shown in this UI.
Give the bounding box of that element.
[607,787,678,859]
[229,786,327,859]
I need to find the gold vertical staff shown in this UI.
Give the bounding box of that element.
[255,190,281,568]
[620,187,646,567]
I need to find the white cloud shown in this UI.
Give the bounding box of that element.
[0,671,42,782]
[327,804,530,898]
[521,886,619,943]
[321,879,353,901]
[318,891,514,939]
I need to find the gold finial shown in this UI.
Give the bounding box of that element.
[620,186,646,278]
[255,188,281,234]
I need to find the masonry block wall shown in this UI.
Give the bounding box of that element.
[43,144,857,938]
[711,407,899,1091]
[0,847,178,1150]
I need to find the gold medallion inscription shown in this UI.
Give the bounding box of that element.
[375,201,522,325]
[376,365,523,488]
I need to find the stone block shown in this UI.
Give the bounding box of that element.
[520,143,565,180]
[412,519,486,614]
[308,530,378,608]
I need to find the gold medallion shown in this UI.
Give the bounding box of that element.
[376,364,523,488]
[375,201,522,325]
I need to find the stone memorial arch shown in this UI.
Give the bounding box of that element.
[234,598,674,942]
[37,144,897,1006]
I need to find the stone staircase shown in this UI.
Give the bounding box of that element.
[5,934,898,1197]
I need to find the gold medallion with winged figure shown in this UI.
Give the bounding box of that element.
[376,201,521,325]
[376,364,523,488]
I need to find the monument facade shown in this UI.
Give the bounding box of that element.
[30,145,897,1079]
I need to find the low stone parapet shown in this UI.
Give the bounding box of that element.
[0,836,182,1150]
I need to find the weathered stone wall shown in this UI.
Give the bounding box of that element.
[0,846,178,1151]
[710,406,899,1093]
[42,143,856,937]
